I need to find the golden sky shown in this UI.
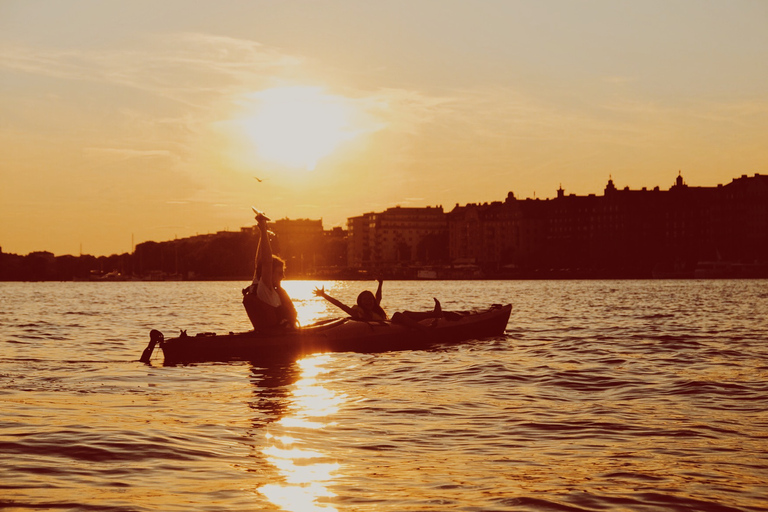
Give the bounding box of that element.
[1,0,767,256]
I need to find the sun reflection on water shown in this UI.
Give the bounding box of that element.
[282,280,335,327]
[258,355,344,511]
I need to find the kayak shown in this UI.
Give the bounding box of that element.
[143,303,511,364]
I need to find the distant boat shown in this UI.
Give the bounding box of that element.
[416,268,438,279]
[86,270,127,281]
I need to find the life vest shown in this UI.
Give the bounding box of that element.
[242,284,297,331]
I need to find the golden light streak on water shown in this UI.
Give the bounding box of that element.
[283,280,334,326]
[258,354,344,511]
[258,482,337,512]
[5,280,767,511]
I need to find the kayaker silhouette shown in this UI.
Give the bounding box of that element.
[314,279,388,321]
[242,209,298,331]
[315,280,451,328]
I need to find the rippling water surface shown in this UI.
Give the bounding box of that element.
[2,280,767,511]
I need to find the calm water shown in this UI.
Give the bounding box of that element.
[1,280,767,512]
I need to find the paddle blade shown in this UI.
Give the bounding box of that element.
[251,207,271,222]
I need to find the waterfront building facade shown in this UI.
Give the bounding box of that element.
[271,218,343,277]
[445,173,767,277]
[3,174,765,281]
[346,206,447,271]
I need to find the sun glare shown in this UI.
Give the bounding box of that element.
[235,86,363,171]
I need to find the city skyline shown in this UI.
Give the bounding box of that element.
[4,170,758,260]
[2,1,768,256]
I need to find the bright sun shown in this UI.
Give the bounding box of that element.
[234,86,364,171]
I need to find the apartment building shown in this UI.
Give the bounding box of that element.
[446,173,768,277]
[346,206,447,270]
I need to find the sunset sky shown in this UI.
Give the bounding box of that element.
[2,0,767,256]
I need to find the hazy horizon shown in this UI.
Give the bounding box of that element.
[2,0,767,256]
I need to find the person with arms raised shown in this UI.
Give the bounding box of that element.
[315,279,453,328]
[314,279,388,322]
[242,209,297,331]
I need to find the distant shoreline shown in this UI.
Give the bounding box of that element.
[4,275,768,283]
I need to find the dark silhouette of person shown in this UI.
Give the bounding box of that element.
[242,210,297,331]
[314,279,387,321]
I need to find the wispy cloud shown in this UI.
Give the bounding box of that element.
[0,33,304,107]
[0,33,457,144]
[367,88,456,135]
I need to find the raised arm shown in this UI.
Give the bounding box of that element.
[314,286,355,317]
[251,228,262,284]
[253,211,274,290]
[375,279,383,305]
